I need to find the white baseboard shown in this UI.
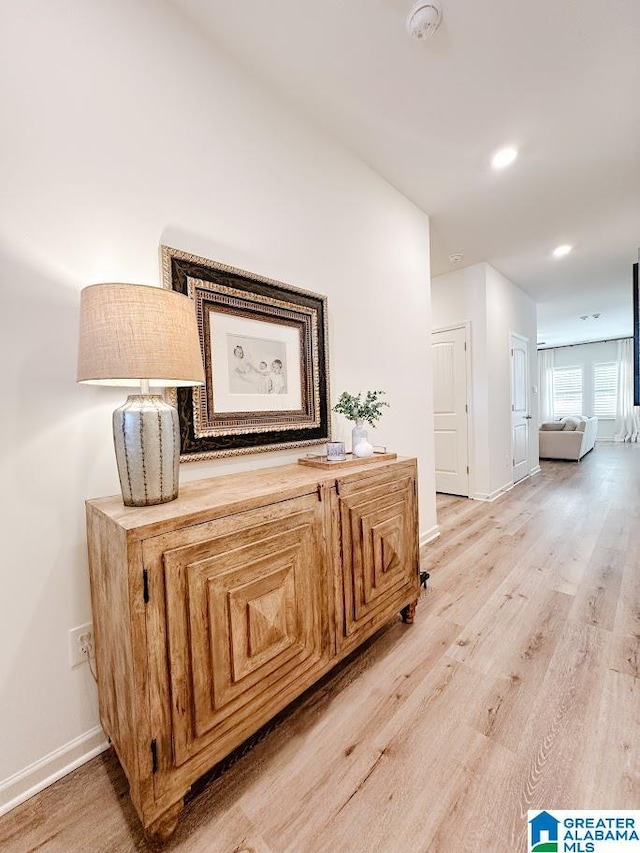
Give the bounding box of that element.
[472,481,514,502]
[473,466,542,501]
[0,726,109,817]
[420,524,441,546]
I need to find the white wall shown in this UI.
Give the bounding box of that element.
[545,340,620,439]
[485,264,539,493]
[432,263,538,499]
[0,0,435,809]
[431,265,491,497]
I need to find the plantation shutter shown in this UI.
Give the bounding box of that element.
[593,362,618,418]
[553,366,583,417]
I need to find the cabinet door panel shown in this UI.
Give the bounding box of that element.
[335,467,419,647]
[143,494,328,774]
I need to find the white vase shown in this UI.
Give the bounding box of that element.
[352,421,374,458]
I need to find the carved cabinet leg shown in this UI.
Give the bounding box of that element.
[144,799,183,842]
[401,600,418,624]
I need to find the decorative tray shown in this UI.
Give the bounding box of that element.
[297,451,397,469]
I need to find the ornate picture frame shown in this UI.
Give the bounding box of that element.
[161,246,331,460]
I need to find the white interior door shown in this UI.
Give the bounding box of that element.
[432,326,469,496]
[511,334,530,483]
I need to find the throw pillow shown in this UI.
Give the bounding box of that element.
[561,417,581,431]
[540,422,565,431]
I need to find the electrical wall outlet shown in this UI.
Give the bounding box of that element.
[69,622,94,669]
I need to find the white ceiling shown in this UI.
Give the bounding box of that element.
[171,0,640,347]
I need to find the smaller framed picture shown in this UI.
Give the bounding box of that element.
[161,246,331,459]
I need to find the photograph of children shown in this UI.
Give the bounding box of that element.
[227,335,288,395]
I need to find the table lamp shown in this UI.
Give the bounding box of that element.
[77,283,205,507]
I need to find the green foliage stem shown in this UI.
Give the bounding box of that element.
[332,390,389,428]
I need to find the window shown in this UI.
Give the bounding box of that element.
[593,362,618,419]
[553,366,583,417]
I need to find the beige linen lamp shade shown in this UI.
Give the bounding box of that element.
[77,282,204,507]
[77,283,205,387]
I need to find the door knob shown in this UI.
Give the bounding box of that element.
[524,415,532,419]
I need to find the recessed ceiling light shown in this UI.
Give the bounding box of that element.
[491,146,518,169]
[553,244,573,258]
[449,253,464,263]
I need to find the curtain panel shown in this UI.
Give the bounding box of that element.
[538,348,555,423]
[614,338,640,442]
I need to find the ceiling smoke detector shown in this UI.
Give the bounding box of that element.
[406,1,442,39]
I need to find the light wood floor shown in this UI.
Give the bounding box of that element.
[2,444,639,852]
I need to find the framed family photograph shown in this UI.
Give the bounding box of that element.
[161,245,331,459]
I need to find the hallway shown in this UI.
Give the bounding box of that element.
[2,444,639,852]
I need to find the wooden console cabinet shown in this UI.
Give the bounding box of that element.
[86,457,420,839]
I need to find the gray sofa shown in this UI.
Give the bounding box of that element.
[539,416,598,461]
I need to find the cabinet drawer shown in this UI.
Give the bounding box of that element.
[142,493,330,789]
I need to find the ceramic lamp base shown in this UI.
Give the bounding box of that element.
[113,395,180,507]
